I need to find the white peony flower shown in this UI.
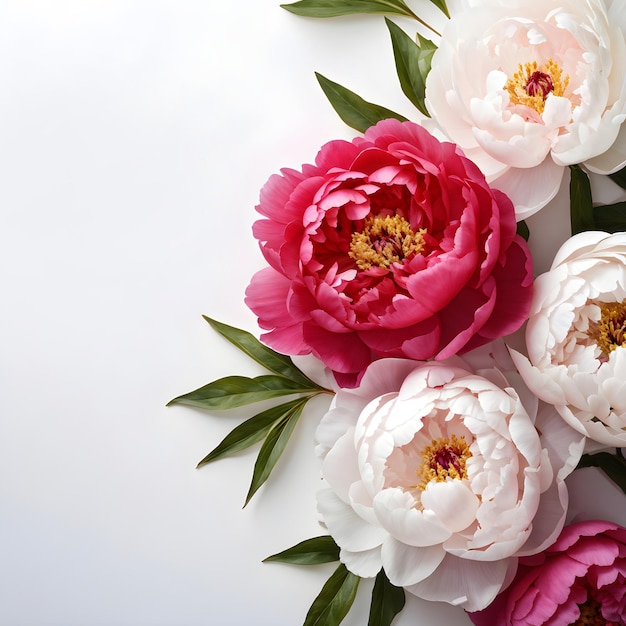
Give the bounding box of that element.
[424,0,626,219]
[511,230,626,446]
[315,349,584,612]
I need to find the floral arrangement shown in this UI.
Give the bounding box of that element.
[170,1,626,624]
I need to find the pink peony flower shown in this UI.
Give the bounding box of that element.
[468,520,626,625]
[245,119,533,386]
[315,348,585,611]
[425,0,626,219]
[510,231,626,447]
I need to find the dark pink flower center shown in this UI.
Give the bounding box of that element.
[349,214,426,270]
[417,435,472,490]
[504,59,569,115]
[525,70,554,99]
[432,447,463,474]
[572,597,616,625]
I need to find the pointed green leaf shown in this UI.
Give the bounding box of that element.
[569,165,595,235]
[386,19,436,117]
[304,564,361,626]
[577,451,626,496]
[609,165,626,190]
[593,201,626,233]
[203,316,322,389]
[196,399,307,468]
[244,399,307,505]
[428,0,449,17]
[168,375,314,411]
[316,72,408,133]
[368,569,405,626]
[280,0,419,19]
[516,219,530,241]
[264,536,340,565]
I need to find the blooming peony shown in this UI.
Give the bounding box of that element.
[468,520,626,625]
[245,119,532,387]
[315,350,585,611]
[425,0,626,219]
[511,231,626,447]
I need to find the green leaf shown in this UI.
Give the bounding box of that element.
[516,219,530,241]
[386,19,436,117]
[168,375,314,411]
[244,399,307,506]
[593,201,626,233]
[304,563,361,626]
[569,165,595,235]
[368,569,405,626]
[577,451,626,496]
[196,399,308,468]
[203,316,321,389]
[609,165,626,190]
[428,0,449,17]
[263,535,340,565]
[280,0,419,19]
[316,72,408,133]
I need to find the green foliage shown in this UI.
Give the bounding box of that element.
[303,564,361,626]
[244,399,306,506]
[577,451,626,496]
[280,0,449,23]
[593,201,626,233]
[609,164,626,190]
[368,569,405,626]
[168,375,318,411]
[169,318,331,504]
[203,316,320,388]
[428,0,449,17]
[516,220,530,241]
[196,399,308,467]
[386,19,436,117]
[315,72,408,133]
[264,536,340,565]
[280,0,420,19]
[569,165,595,235]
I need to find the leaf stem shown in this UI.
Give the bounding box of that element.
[409,12,440,37]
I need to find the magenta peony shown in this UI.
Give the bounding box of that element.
[468,520,626,625]
[245,119,533,386]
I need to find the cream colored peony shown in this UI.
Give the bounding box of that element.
[315,348,585,611]
[511,231,626,446]
[425,0,626,219]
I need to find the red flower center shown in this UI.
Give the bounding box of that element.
[417,435,472,490]
[504,59,569,114]
[525,70,554,99]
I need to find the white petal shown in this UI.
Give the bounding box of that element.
[509,349,568,405]
[516,480,568,557]
[489,157,565,220]
[373,488,452,547]
[420,480,479,533]
[317,488,386,552]
[339,546,383,578]
[405,553,514,611]
[321,430,359,502]
[585,121,626,173]
[381,536,445,586]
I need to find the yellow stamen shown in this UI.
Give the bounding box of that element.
[349,214,426,270]
[572,597,615,625]
[417,434,472,491]
[505,59,569,114]
[591,301,626,357]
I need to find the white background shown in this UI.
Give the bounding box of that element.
[2,1,626,625]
